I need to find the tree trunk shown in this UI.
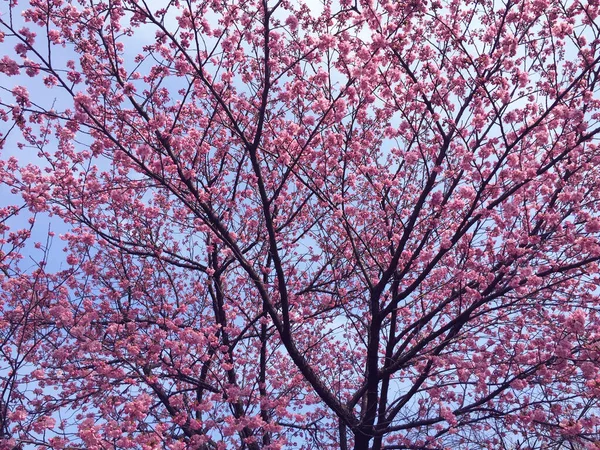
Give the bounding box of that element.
[353,432,372,450]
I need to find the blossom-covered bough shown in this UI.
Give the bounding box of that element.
[1,0,600,448]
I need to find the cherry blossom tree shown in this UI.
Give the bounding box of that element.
[1,0,600,447]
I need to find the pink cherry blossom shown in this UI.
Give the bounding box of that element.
[1,0,600,448]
